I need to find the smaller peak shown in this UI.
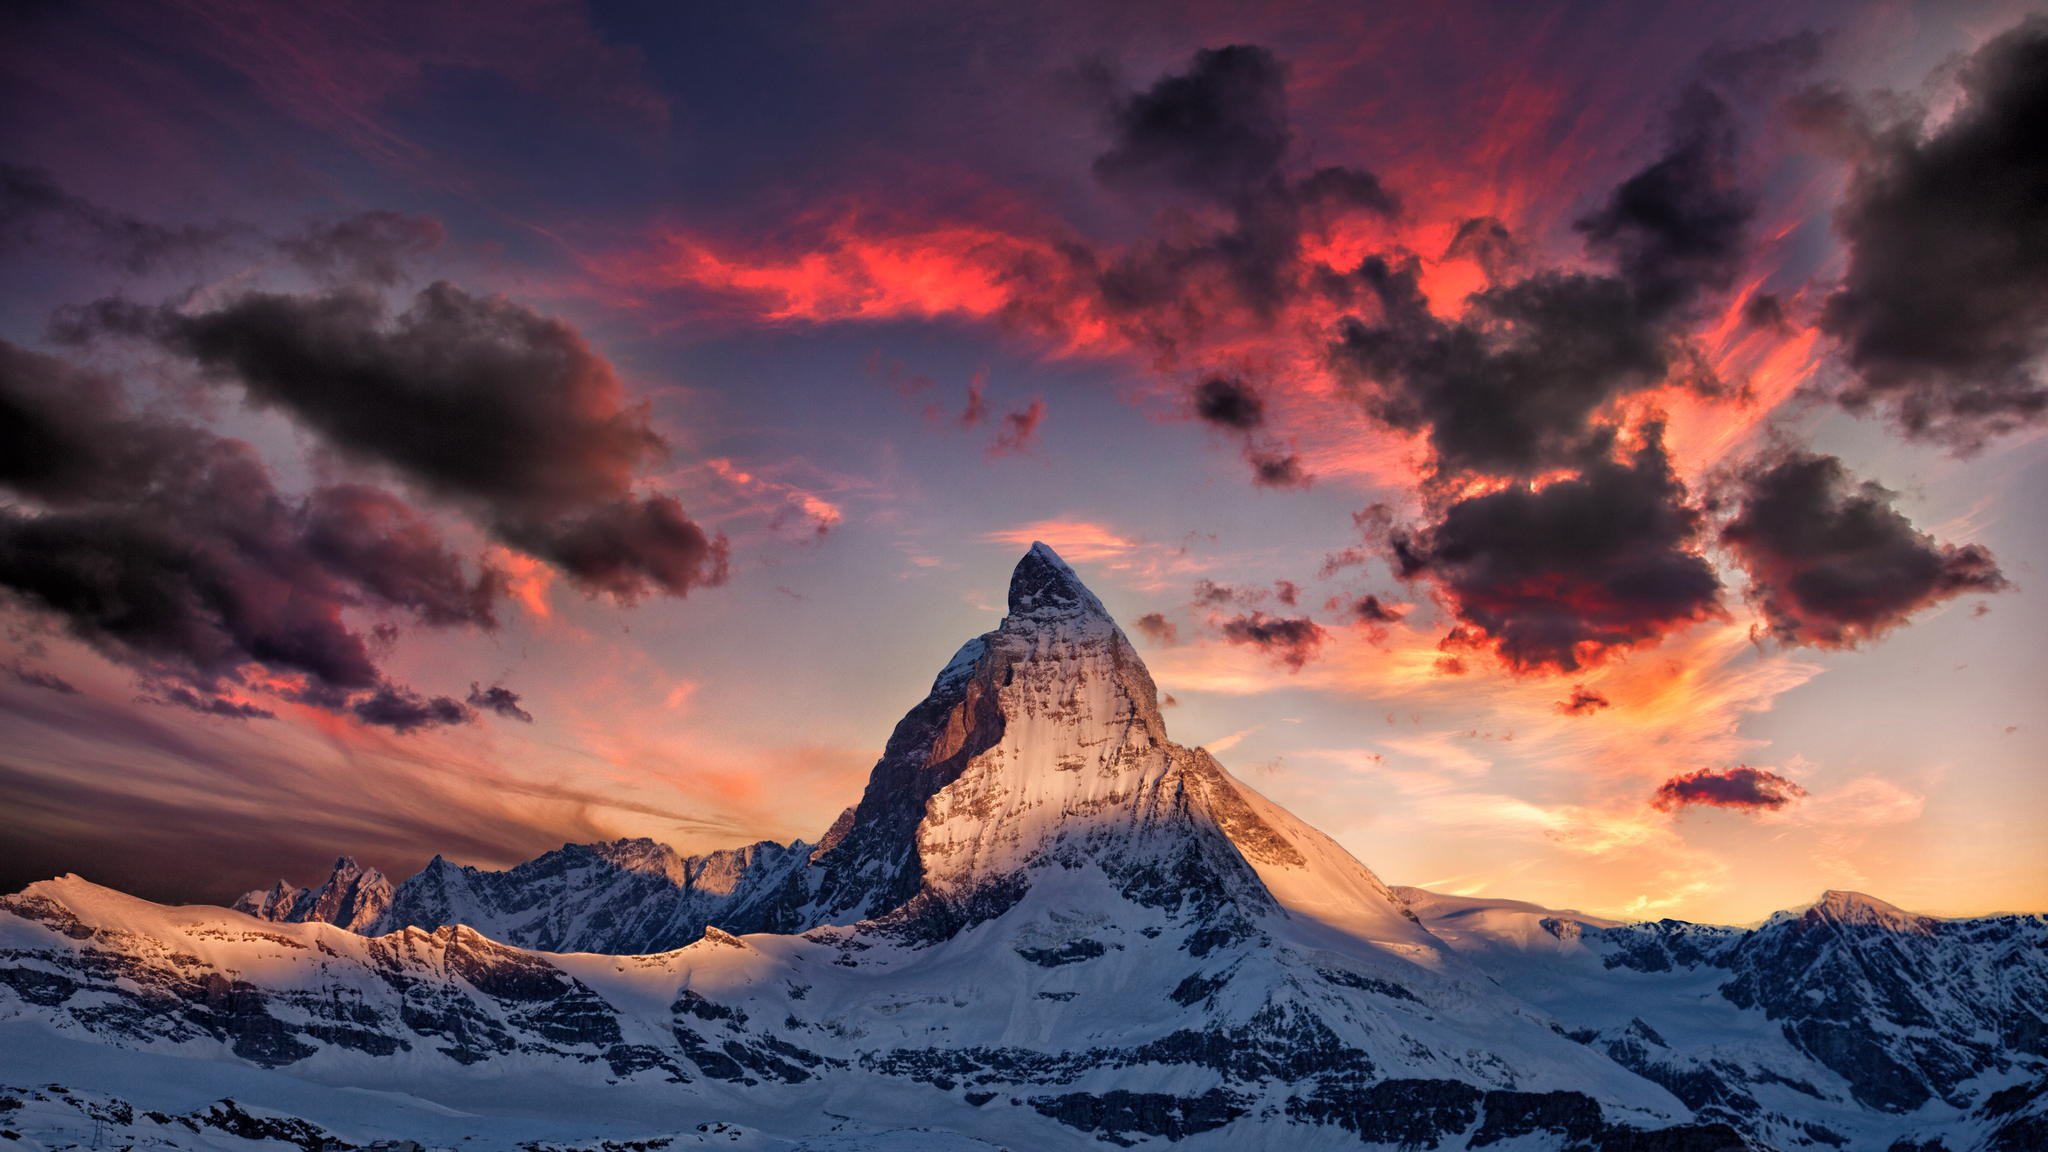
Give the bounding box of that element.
[1805,889,1929,930]
[1007,542,1107,617]
[1816,889,1898,912]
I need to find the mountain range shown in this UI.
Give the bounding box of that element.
[1,544,2041,1150]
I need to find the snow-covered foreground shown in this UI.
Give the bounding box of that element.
[2,546,2042,1151]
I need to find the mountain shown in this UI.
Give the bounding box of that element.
[1396,886,2048,1150]
[1,544,2042,1151]
[233,855,392,933]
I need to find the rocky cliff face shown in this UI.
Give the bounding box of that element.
[232,856,390,933]
[3,544,2042,1151]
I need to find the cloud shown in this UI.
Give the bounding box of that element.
[1332,78,1756,481]
[1442,216,1522,280]
[1573,83,1755,317]
[1192,375,1266,430]
[1820,16,2048,450]
[1558,685,1611,716]
[1218,612,1327,671]
[79,281,728,601]
[466,683,534,723]
[1390,428,1722,672]
[989,398,1045,456]
[1245,444,1312,489]
[0,162,235,272]
[1718,447,2008,648]
[1651,765,1806,813]
[1350,595,1404,626]
[300,485,503,628]
[0,338,499,728]
[4,660,79,696]
[280,209,445,286]
[1133,612,1179,646]
[1091,45,1293,202]
[1334,257,1687,481]
[1092,44,1396,326]
[350,685,472,733]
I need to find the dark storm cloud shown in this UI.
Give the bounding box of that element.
[0,162,236,272]
[1335,257,1675,478]
[1092,45,1292,202]
[78,281,728,601]
[1390,430,1722,672]
[1718,448,2008,649]
[280,209,445,286]
[351,685,471,733]
[1652,765,1806,813]
[1192,375,1266,430]
[1133,612,1179,646]
[1574,84,1755,317]
[467,683,534,723]
[1092,45,1396,327]
[301,485,503,629]
[1219,612,1327,671]
[1820,17,2048,450]
[1558,685,1611,716]
[1333,76,1755,481]
[0,338,499,727]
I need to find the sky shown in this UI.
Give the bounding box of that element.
[1,0,2043,925]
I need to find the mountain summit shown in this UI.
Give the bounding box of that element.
[2,544,2042,1150]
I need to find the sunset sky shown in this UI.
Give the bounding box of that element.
[2,0,2043,925]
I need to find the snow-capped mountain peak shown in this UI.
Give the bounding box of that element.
[1798,888,1935,933]
[234,855,389,932]
[1007,539,1111,619]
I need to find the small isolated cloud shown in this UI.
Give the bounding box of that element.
[1245,444,1312,489]
[1192,375,1266,430]
[1557,685,1611,716]
[1651,765,1806,813]
[989,398,1045,456]
[466,683,534,723]
[1219,612,1327,671]
[350,685,472,733]
[1720,448,2007,648]
[1350,595,1403,625]
[1133,612,1179,646]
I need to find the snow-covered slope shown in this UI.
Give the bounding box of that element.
[2,545,2041,1151]
[1400,885,2048,1151]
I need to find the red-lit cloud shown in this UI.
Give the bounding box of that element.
[1652,765,1808,813]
